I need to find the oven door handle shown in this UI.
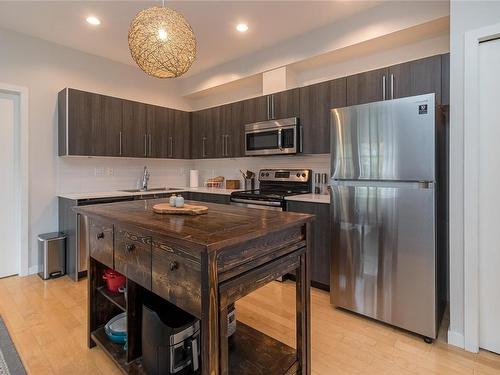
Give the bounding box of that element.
[231,198,282,207]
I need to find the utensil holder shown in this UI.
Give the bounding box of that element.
[244,178,255,191]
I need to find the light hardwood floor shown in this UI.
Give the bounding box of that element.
[0,275,499,375]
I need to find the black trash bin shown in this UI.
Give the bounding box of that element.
[142,295,200,375]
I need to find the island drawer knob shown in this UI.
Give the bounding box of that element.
[126,244,135,252]
[170,261,179,271]
[96,232,104,240]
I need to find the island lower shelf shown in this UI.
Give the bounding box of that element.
[91,321,297,375]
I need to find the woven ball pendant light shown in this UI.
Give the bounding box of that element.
[128,6,196,78]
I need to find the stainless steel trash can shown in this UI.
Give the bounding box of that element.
[38,232,66,280]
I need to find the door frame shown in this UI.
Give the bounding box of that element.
[462,22,500,353]
[0,82,29,277]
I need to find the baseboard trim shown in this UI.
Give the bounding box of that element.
[28,265,41,275]
[448,329,465,348]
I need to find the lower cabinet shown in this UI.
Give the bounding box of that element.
[186,192,231,204]
[286,200,331,290]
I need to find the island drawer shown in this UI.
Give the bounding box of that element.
[88,219,114,269]
[114,227,152,290]
[151,242,202,318]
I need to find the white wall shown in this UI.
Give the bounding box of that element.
[187,27,449,111]
[448,0,500,349]
[0,28,193,271]
[181,1,449,96]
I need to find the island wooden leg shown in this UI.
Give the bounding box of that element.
[201,252,220,375]
[219,306,229,375]
[88,256,98,348]
[296,226,311,374]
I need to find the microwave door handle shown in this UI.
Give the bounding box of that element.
[277,128,283,150]
[191,337,199,371]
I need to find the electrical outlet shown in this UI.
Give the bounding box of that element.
[94,167,105,177]
[107,168,114,176]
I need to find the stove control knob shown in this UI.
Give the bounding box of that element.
[261,172,265,177]
[266,173,270,177]
[296,173,301,178]
[302,173,306,177]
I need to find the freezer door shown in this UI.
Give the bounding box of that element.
[331,93,435,181]
[330,182,437,338]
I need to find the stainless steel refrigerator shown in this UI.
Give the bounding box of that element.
[329,93,444,340]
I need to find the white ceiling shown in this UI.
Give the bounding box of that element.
[0,1,382,78]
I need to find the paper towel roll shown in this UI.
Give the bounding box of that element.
[189,170,199,188]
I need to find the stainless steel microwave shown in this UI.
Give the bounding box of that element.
[244,117,300,156]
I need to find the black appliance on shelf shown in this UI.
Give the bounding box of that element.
[230,169,312,211]
[142,296,200,375]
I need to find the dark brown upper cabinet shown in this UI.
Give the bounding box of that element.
[122,100,147,158]
[58,88,122,156]
[146,105,170,158]
[191,107,219,159]
[172,110,191,159]
[346,67,389,106]
[299,78,346,154]
[242,96,268,125]
[388,55,442,102]
[271,88,300,119]
[229,101,244,157]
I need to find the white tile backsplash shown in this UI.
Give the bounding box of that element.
[57,154,330,194]
[57,157,194,193]
[193,154,330,188]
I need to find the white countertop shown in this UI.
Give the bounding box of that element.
[58,187,242,200]
[58,188,330,204]
[285,194,330,204]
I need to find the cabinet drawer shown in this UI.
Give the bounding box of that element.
[152,242,201,318]
[115,228,152,289]
[89,219,114,268]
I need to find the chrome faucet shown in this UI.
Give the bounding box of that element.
[140,166,150,191]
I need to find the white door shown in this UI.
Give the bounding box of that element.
[478,38,500,354]
[0,92,19,278]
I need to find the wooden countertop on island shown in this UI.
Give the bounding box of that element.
[77,199,312,375]
[74,198,313,252]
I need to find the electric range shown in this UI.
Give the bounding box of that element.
[230,169,312,211]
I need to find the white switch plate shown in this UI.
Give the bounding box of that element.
[94,167,105,177]
[106,168,114,176]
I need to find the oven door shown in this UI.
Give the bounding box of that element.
[245,125,297,156]
[230,198,283,211]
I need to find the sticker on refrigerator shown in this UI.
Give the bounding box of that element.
[418,104,428,114]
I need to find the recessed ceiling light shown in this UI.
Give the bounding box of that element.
[236,23,248,33]
[86,16,101,26]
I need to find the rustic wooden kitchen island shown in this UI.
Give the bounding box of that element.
[75,199,312,375]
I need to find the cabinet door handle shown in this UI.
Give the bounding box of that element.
[119,131,122,156]
[126,244,135,252]
[202,137,206,157]
[225,135,229,157]
[148,133,152,156]
[96,232,104,240]
[169,137,173,158]
[390,73,394,99]
[144,134,147,157]
[267,95,271,120]
[271,95,275,119]
[382,75,386,101]
[221,134,225,156]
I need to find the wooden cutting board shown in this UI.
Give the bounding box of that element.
[152,203,208,215]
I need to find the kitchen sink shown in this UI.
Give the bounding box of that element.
[119,188,182,193]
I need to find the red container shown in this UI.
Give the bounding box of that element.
[103,269,126,293]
